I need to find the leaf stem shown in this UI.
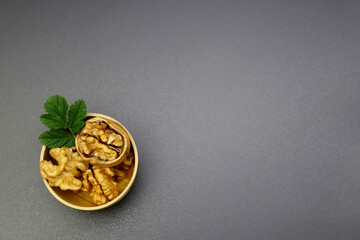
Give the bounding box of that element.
[66,119,76,139]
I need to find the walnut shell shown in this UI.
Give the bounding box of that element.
[75,117,130,167]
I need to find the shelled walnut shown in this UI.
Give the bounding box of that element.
[82,167,126,205]
[117,152,134,170]
[82,169,107,205]
[93,168,120,201]
[39,147,88,191]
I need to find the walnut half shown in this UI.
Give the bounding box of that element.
[75,117,130,167]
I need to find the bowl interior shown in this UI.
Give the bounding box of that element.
[40,113,138,211]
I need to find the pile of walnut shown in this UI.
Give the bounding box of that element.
[40,146,134,205]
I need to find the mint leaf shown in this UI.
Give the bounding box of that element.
[40,114,68,129]
[44,95,68,121]
[68,99,87,133]
[39,129,75,148]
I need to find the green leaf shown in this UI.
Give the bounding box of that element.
[39,129,75,148]
[40,114,68,129]
[68,99,87,133]
[43,95,68,121]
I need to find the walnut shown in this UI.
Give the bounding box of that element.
[39,158,64,178]
[53,172,82,190]
[76,117,130,167]
[117,178,130,193]
[62,147,89,177]
[40,147,89,191]
[40,161,82,191]
[77,135,118,160]
[93,168,120,201]
[49,147,89,177]
[82,170,107,206]
[117,152,134,170]
[81,167,125,205]
[112,168,125,179]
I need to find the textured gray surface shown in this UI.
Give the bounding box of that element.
[1,0,360,239]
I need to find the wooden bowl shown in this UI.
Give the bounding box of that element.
[39,113,138,211]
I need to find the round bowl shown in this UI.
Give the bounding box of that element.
[39,113,138,211]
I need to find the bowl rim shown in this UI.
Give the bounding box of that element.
[39,113,138,211]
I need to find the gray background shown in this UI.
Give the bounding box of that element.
[1,0,360,239]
